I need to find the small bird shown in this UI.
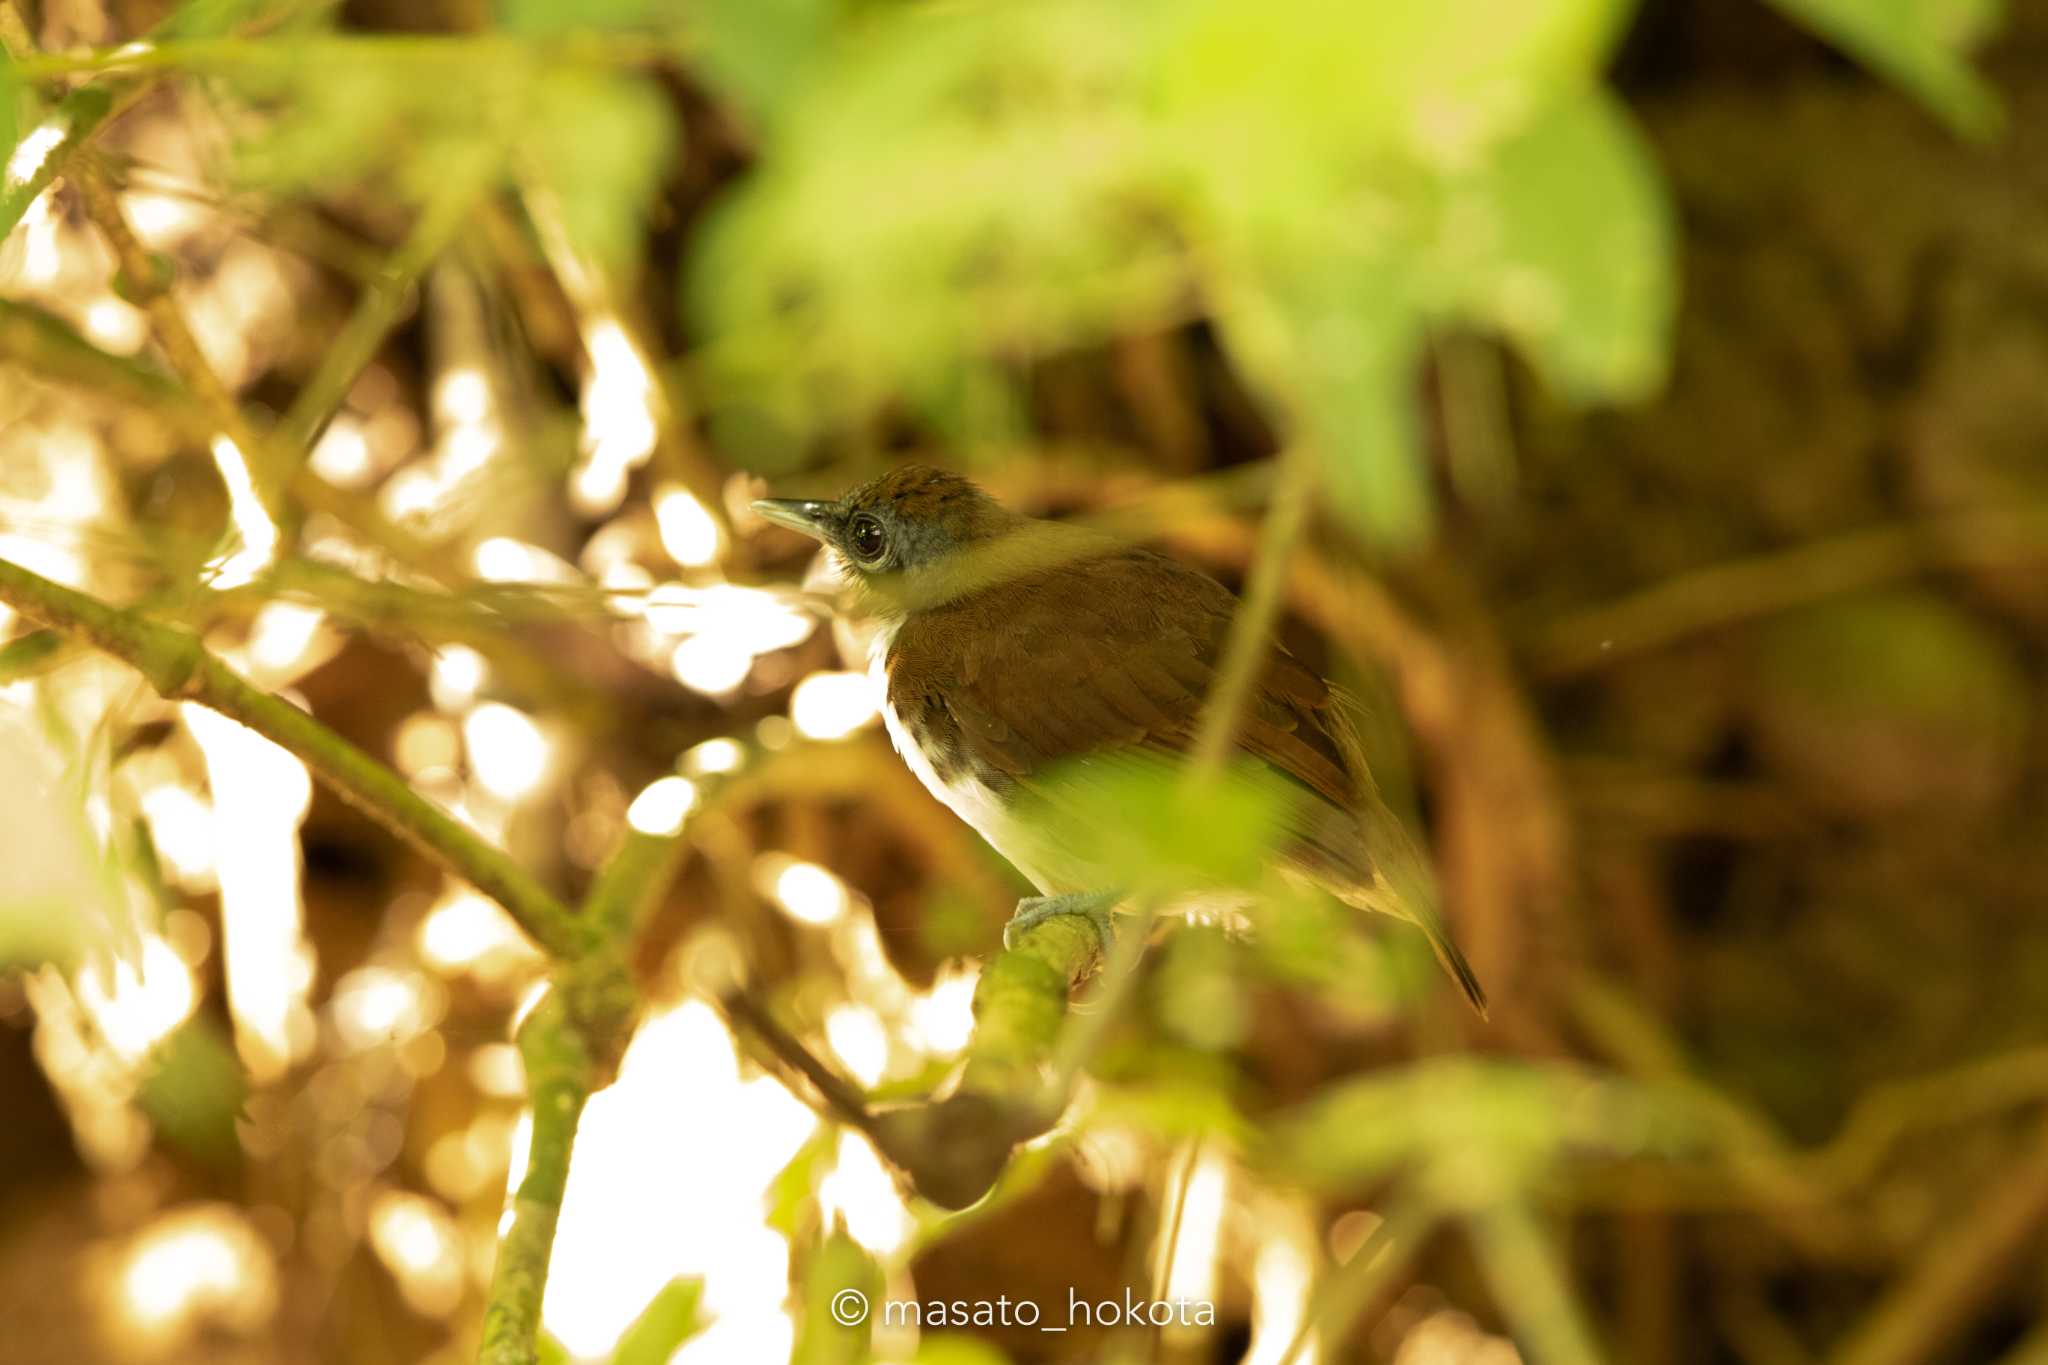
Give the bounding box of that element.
[754,465,1487,1015]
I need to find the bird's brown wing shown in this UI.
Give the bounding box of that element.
[885,546,1488,1015]
[885,547,1358,809]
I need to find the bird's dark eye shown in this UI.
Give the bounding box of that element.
[848,514,887,562]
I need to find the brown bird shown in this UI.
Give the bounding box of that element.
[754,465,1487,1015]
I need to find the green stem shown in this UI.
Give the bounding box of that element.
[1187,443,1318,777]
[7,31,676,81]
[1472,1201,1608,1365]
[0,555,590,960]
[275,176,484,469]
[478,993,594,1365]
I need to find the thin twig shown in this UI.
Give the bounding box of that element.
[1531,503,2048,678]
[1187,443,1319,777]
[1827,1116,2048,1365]
[0,555,590,960]
[69,151,286,513]
[276,178,484,468]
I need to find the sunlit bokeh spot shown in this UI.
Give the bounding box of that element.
[539,1001,813,1359]
[755,856,850,926]
[817,1129,913,1256]
[185,704,314,1082]
[626,775,698,836]
[789,670,880,740]
[463,703,553,801]
[368,1189,466,1317]
[473,537,580,586]
[670,635,753,697]
[331,965,437,1051]
[572,317,659,517]
[430,646,488,712]
[1161,1145,1229,1316]
[204,435,281,590]
[74,935,196,1066]
[906,964,979,1058]
[111,1205,277,1350]
[683,737,745,776]
[416,886,543,982]
[655,484,723,567]
[824,1003,889,1087]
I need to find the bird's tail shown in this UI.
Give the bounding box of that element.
[1341,871,1489,1019]
[1300,793,1489,1017]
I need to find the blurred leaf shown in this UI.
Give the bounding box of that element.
[1032,753,1298,899]
[537,1330,573,1365]
[691,0,838,130]
[768,1125,838,1238]
[0,299,188,409]
[0,628,63,682]
[1,46,16,168]
[165,0,279,37]
[1153,925,1249,1051]
[1251,888,1404,1013]
[792,1228,878,1365]
[1439,92,1674,402]
[1270,1060,1710,1205]
[136,1019,247,1173]
[500,0,683,31]
[526,70,678,270]
[1765,0,2002,136]
[0,706,131,971]
[686,0,1181,451]
[915,1337,1014,1365]
[1089,1078,1258,1148]
[609,1276,706,1365]
[1756,590,2030,811]
[688,0,1675,539]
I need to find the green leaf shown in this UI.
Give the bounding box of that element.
[685,0,1180,450]
[609,1277,707,1365]
[1438,93,1675,402]
[791,1229,878,1365]
[1766,0,2002,136]
[136,1019,248,1174]
[1030,753,1301,900]
[526,70,678,271]
[1154,924,1249,1051]
[165,0,275,38]
[767,1126,838,1238]
[500,0,683,32]
[914,1335,1015,1365]
[1270,1060,1709,1206]
[0,45,17,175]
[1156,0,1633,179]
[690,0,837,129]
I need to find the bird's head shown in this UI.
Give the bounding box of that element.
[753,465,1053,612]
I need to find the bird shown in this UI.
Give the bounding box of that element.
[753,465,1487,1016]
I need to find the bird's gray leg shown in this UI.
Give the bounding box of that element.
[1003,889,1122,953]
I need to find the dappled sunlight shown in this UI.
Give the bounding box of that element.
[185,705,314,1084]
[0,2,2037,1362]
[537,1001,814,1358]
[108,1205,277,1353]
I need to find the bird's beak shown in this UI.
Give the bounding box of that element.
[750,498,838,542]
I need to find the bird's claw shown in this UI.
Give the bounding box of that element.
[1003,890,1121,954]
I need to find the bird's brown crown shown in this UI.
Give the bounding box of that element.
[838,466,1018,546]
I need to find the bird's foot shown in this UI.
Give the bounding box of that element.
[1003,889,1121,954]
